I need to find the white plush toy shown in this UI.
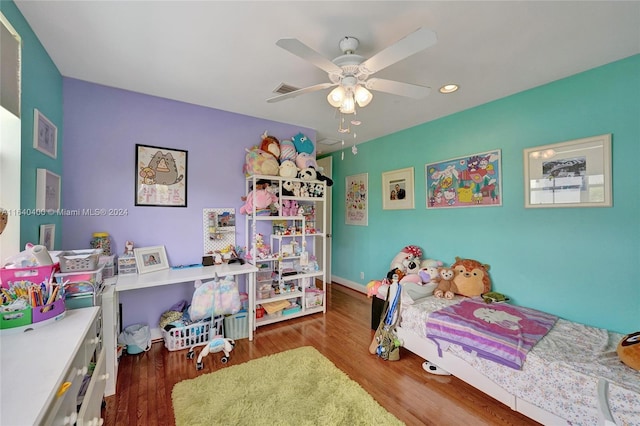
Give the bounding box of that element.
[279,160,298,178]
[419,258,443,284]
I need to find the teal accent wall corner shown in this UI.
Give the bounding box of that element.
[327,55,640,333]
[1,0,64,249]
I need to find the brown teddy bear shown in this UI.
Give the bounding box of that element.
[451,257,491,297]
[433,267,456,299]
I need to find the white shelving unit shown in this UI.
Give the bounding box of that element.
[244,174,327,330]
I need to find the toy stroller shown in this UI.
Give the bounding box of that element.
[193,335,235,370]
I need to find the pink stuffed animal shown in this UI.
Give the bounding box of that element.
[239,189,277,214]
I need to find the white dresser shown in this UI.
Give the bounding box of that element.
[0,307,106,426]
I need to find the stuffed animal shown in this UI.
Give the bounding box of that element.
[298,167,316,181]
[389,245,423,273]
[239,188,278,214]
[419,259,443,284]
[243,146,279,176]
[292,132,314,154]
[279,139,297,162]
[451,256,492,297]
[282,180,295,196]
[279,160,298,178]
[433,267,456,299]
[259,131,280,161]
[295,152,318,170]
[617,331,640,370]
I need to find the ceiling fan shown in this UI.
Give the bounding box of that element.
[267,28,437,114]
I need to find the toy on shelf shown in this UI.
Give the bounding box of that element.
[194,335,235,370]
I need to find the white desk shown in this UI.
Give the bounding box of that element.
[102,263,257,396]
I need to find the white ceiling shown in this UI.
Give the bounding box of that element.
[14,1,640,154]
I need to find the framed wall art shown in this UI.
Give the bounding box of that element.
[134,245,169,274]
[524,134,612,208]
[33,109,58,158]
[36,168,61,211]
[135,144,188,207]
[426,150,502,209]
[382,167,415,210]
[39,224,55,251]
[345,173,368,225]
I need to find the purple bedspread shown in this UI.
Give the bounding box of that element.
[426,298,557,369]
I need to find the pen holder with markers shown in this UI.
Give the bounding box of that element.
[0,280,66,330]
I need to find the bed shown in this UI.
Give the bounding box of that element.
[388,294,640,426]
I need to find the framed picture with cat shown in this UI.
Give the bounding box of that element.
[135,144,188,207]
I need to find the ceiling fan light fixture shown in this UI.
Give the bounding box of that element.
[354,85,373,107]
[339,93,355,114]
[327,86,346,107]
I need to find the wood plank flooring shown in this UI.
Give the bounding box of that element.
[103,284,540,426]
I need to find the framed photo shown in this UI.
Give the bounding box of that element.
[33,109,58,158]
[36,168,61,211]
[346,173,368,225]
[39,224,55,251]
[426,150,502,209]
[524,134,612,208]
[382,167,415,210]
[135,144,188,207]
[134,245,169,274]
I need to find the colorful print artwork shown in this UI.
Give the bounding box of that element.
[426,150,502,209]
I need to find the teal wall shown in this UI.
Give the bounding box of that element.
[1,1,63,249]
[325,55,640,334]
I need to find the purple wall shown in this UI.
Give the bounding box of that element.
[62,78,314,329]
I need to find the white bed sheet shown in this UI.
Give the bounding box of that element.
[399,296,640,426]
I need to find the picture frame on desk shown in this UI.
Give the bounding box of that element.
[134,245,169,274]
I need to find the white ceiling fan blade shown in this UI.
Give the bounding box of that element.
[276,38,343,75]
[365,78,431,99]
[359,28,437,75]
[266,83,336,103]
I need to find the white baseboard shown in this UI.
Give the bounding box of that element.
[331,276,367,294]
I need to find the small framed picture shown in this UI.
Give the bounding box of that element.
[36,168,61,212]
[39,224,55,251]
[382,167,415,210]
[33,109,58,159]
[134,245,169,274]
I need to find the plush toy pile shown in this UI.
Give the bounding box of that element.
[243,131,333,185]
[370,247,493,306]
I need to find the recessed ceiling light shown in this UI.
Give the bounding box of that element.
[439,84,459,94]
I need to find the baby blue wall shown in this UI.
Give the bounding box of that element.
[324,55,640,334]
[1,1,64,249]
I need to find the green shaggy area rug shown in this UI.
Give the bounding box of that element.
[172,346,403,426]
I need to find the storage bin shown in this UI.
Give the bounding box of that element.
[224,312,249,340]
[57,249,101,272]
[305,288,324,308]
[162,316,224,351]
[282,304,301,316]
[32,298,66,323]
[55,264,104,285]
[0,264,58,289]
[0,306,32,329]
[256,269,273,282]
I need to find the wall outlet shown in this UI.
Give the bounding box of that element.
[360,271,365,280]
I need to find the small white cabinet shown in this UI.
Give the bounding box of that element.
[244,174,327,329]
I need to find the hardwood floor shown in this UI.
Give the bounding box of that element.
[103,284,540,426]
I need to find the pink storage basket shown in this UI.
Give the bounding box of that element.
[0,264,58,288]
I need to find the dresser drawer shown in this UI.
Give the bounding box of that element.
[77,348,107,426]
